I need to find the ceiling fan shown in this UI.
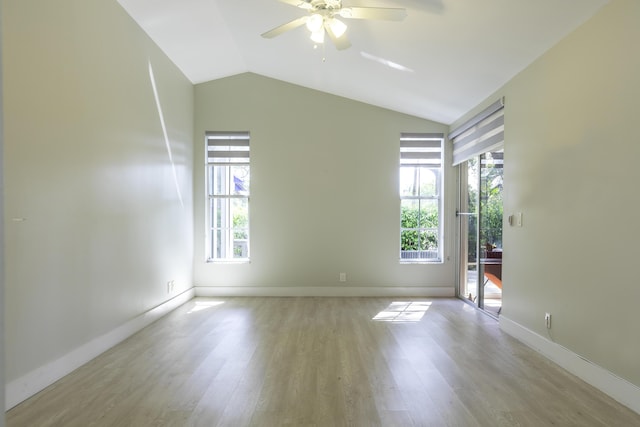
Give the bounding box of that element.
[261,0,407,50]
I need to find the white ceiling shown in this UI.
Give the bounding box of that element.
[117,0,608,124]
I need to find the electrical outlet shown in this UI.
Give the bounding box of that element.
[545,312,552,329]
[339,273,347,282]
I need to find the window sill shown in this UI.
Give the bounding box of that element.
[206,259,251,264]
[399,259,443,265]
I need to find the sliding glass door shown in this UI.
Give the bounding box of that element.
[458,151,503,316]
[458,156,479,305]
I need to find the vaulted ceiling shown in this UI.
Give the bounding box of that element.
[117,0,608,124]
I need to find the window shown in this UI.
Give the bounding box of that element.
[399,133,444,262]
[206,131,250,261]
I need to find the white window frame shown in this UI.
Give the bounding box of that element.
[399,133,444,263]
[206,131,250,262]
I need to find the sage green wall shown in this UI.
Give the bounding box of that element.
[3,0,194,384]
[455,0,640,387]
[194,73,454,292]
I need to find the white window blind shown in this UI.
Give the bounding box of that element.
[449,98,504,166]
[400,133,444,166]
[206,131,250,165]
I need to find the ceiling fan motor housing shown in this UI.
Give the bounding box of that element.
[308,0,342,12]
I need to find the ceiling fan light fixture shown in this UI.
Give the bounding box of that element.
[262,1,406,51]
[310,28,325,43]
[306,13,324,32]
[327,18,347,38]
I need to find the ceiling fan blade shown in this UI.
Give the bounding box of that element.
[339,7,407,21]
[325,24,351,50]
[261,16,308,39]
[277,0,313,10]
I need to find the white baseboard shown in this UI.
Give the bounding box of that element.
[195,285,454,298]
[500,316,640,415]
[5,288,195,411]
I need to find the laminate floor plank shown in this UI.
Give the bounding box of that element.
[7,297,640,427]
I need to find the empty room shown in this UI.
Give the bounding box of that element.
[2,0,640,425]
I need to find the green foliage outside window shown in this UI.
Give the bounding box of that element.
[233,212,248,257]
[481,184,503,249]
[233,211,248,239]
[401,205,438,251]
[480,156,503,249]
[465,153,504,261]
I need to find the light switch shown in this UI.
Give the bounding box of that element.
[508,213,523,227]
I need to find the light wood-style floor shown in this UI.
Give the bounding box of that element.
[7,297,640,426]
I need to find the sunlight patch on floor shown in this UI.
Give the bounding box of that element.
[372,301,432,323]
[187,300,225,314]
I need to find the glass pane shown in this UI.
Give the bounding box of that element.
[231,165,250,195]
[458,151,503,315]
[400,166,418,197]
[418,199,438,229]
[212,165,227,196]
[460,157,479,305]
[214,229,225,259]
[419,230,438,251]
[401,199,419,228]
[231,198,248,228]
[401,167,437,196]
[465,227,478,303]
[479,150,503,316]
[401,230,419,251]
[231,198,249,259]
[211,198,228,229]
[418,168,438,197]
[401,197,439,260]
[207,166,214,197]
[233,238,248,259]
[480,151,503,251]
